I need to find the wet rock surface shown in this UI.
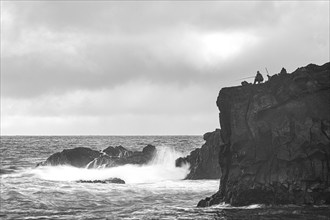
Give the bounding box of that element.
[76,178,125,184]
[86,144,156,168]
[36,147,101,167]
[198,62,330,207]
[38,145,156,168]
[176,129,222,179]
[102,146,133,157]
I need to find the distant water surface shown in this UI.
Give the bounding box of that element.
[1,136,329,219]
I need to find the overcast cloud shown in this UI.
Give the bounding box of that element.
[1,1,329,135]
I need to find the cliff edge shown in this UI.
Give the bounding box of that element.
[198,62,330,207]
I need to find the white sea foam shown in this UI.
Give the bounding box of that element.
[211,203,265,209]
[29,147,190,184]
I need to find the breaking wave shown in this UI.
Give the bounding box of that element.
[27,147,190,184]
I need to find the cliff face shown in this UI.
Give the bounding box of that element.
[198,62,330,207]
[176,129,222,179]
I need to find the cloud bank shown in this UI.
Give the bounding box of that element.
[1,1,329,135]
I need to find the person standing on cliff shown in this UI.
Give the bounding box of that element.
[254,71,264,84]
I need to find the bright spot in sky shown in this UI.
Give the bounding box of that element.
[201,32,258,64]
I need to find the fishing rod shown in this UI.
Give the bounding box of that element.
[265,67,270,75]
[233,69,269,82]
[237,76,255,80]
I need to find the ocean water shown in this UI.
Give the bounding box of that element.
[1,136,330,220]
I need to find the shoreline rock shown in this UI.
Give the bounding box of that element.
[198,62,330,207]
[36,147,101,167]
[37,145,156,168]
[176,129,222,179]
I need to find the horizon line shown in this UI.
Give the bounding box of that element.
[0,134,204,137]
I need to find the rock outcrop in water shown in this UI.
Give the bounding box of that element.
[77,178,125,184]
[176,129,222,179]
[37,145,156,168]
[198,62,330,207]
[37,147,102,167]
[86,144,156,168]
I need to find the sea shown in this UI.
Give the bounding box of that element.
[1,136,330,220]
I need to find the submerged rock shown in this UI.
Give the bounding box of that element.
[37,145,156,169]
[0,166,18,175]
[176,129,222,179]
[198,62,330,207]
[77,178,125,184]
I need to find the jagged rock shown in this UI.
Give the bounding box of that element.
[176,129,222,179]
[198,62,330,207]
[38,145,156,168]
[87,145,156,168]
[77,178,125,184]
[143,144,156,154]
[37,147,101,167]
[103,146,133,157]
[241,81,250,86]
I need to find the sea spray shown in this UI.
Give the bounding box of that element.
[28,146,190,183]
[3,136,330,219]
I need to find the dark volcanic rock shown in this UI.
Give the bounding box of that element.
[103,146,133,157]
[37,147,101,167]
[38,145,157,169]
[143,144,156,154]
[87,145,156,168]
[176,129,222,179]
[77,178,125,184]
[198,62,330,207]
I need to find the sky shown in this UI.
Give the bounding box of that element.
[1,1,329,135]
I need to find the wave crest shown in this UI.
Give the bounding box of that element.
[29,147,190,184]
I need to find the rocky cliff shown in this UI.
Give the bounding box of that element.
[198,62,330,207]
[176,129,222,179]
